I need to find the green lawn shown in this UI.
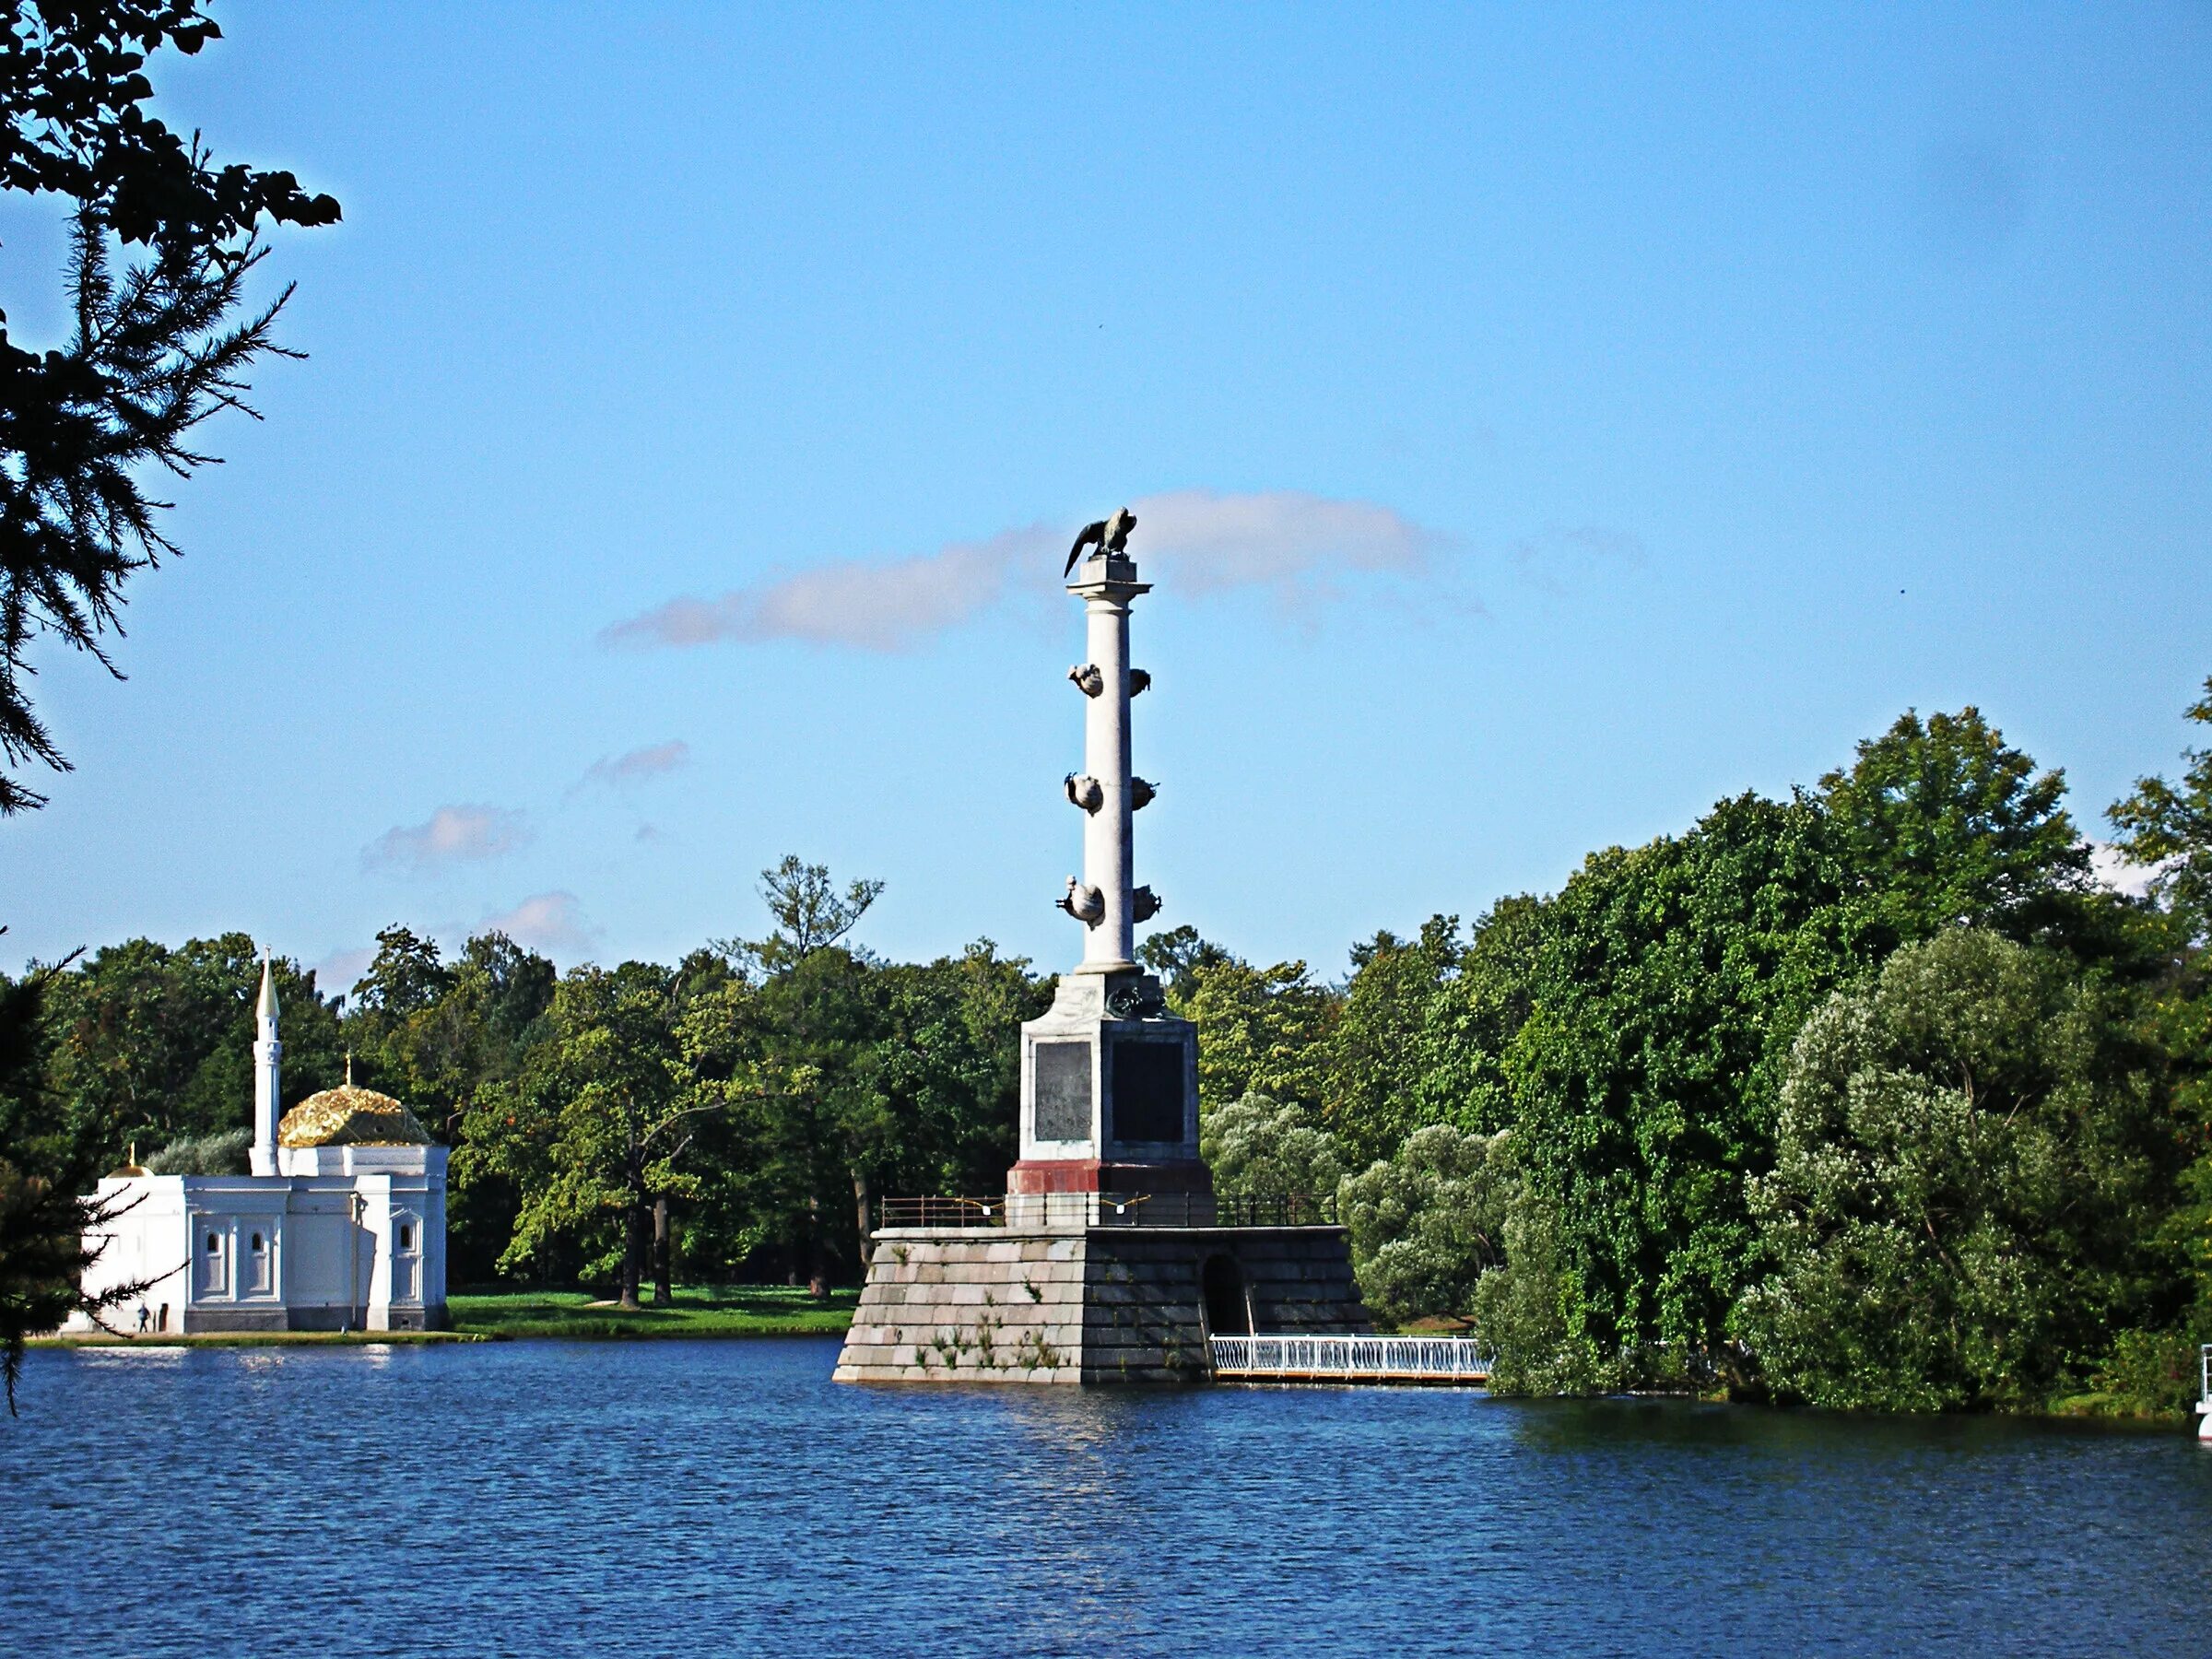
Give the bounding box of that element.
[446,1283,858,1340]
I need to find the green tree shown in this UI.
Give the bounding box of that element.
[869,942,1046,1200]
[1735,928,2169,1410]
[1406,894,1545,1138]
[1468,1183,1601,1394]
[1138,924,1234,1003]
[0,959,153,1409]
[1319,915,1461,1166]
[1149,933,1335,1114]
[346,925,452,1026]
[347,928,553,1127]
[1338,1124,1512,1326]
[725,854,884,971]
[2110,677,2212,941]
[715,856,892,1288]
[1819,707,2091,946]
[353,929,558,1282]
[2108,676,2212,1340]
[466,961,715,1309]
[39,934,341,1164]
[0,0,339,811]
[1200,1092,1345,1218]
[1500,791,1871,1383]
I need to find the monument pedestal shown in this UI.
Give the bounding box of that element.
[833,965,1372,1384]
[832,1223,1370,1384]
[1006,969,1214,1222]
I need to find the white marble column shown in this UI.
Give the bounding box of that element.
[1066,555,1150,973]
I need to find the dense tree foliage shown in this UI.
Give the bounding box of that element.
[1201,1093,1344,1215]
[9,688,2212,1415]
[37,932,343,1160]
[1149,699,2195,1408]
[1338,1124,1510,1327]
[1736,929,2168,1410]
[2107,677,2212,1348]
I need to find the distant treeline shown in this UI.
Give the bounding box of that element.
[5,689,2209,1413]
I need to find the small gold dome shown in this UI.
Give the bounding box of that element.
[277,1084,431,1148]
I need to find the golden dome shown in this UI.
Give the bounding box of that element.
[277,1084,431,1148]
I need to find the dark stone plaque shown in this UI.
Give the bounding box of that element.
[1110,1040,1187,1145]
[1032,1041,1093,1143]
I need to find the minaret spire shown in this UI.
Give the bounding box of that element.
[251,947,283,1177]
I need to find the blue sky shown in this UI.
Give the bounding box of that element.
[1,3,2206,991]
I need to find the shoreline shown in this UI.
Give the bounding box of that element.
[29,1322,853,1348]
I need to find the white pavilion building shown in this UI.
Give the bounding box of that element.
[72,953,448,1335]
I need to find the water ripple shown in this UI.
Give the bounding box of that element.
[3,1340,2208,1656]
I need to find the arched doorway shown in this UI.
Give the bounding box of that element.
[1201,1253,1250,1336]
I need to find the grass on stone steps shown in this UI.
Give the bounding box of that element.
[447,1283,858,1339]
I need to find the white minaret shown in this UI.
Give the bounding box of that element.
[251,948,282,1177]
[1060,517,1159,973]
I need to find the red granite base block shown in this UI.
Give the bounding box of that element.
[1006,1159,1216,1196]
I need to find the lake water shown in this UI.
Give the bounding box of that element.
[4,1337,2208,1656]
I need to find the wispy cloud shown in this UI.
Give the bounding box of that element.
[1133,488,1443,596]
[363,805,532,874]
[603,526,1048,652]
[599,490,1452,653]
[578,739,691,791]
[482,890,599,959]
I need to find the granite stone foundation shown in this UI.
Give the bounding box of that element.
[833,1224,1371,1384]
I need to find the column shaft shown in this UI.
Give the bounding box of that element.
[1082,595,1135,970]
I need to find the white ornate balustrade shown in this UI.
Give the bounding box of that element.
[1210,1334,1494,1383]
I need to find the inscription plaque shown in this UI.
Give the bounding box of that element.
[1110,1040,1186,1145]
[1032,1041,1093,1143]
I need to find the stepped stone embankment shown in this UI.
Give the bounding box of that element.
[833,1225,1371,1384]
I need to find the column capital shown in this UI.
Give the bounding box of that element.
[1065,553,1150,602]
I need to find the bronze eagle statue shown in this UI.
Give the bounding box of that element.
[1064,506,1136,577]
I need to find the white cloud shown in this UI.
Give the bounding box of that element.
[599,490,1452,653]
[2088,841,2170,900]
[580,739,691,789]
[603,525,1049,652]
[481,890,599,959]
[363,805,532,873]
[1130,488,1442,596]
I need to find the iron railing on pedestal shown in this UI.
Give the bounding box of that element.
[1212,1194,1337,1227]
[874,1195,1006,1230]
[874,1192,1344,1230]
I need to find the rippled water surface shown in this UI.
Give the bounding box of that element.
[5,1338,2210,1655]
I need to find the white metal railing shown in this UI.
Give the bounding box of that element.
[1211,1334,1494,1381]
[2199,1344,2210,1416]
